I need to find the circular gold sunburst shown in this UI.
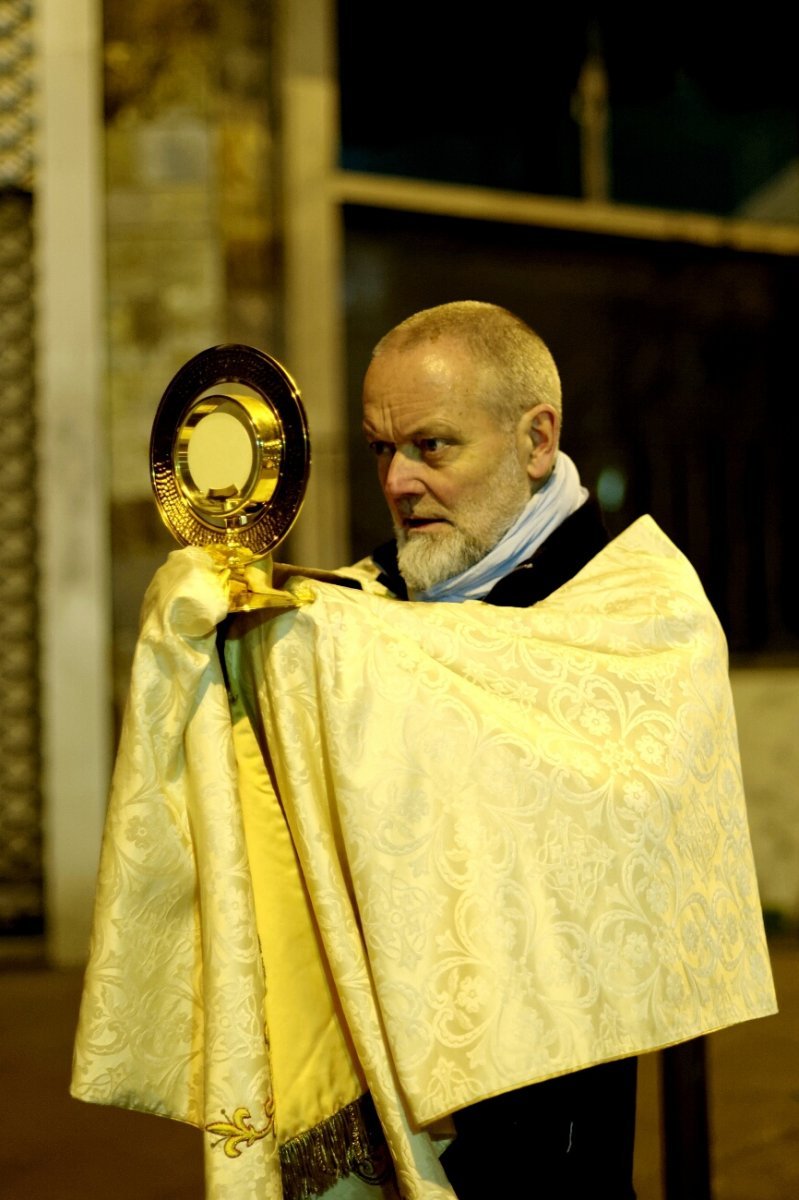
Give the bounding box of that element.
[150,344,310,562]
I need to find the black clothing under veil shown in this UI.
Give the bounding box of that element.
[371,497,638,1200]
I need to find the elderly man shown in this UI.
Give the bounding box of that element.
[73,301,776,1200]
[358,301,636,1198]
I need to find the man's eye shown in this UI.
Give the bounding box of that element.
[368,441,393,457]
[418,438,448,454]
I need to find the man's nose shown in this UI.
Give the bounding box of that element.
[383,448,424,500]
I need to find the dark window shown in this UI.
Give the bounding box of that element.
[338,5,799,220]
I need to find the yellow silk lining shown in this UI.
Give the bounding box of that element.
[230,693,367,1144]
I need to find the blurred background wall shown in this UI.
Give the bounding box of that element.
[2,0,798,970]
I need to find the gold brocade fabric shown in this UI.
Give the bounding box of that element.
[72,519,777,1200]
[70,548,440,1199]
[70,549,283,1200]
[229,517,776,1125]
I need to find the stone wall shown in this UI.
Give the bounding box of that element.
[103,0,279,720]
[731,669,799,926]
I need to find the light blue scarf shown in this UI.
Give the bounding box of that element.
[414,452,588,603]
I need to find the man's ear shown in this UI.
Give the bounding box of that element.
[516,404,560,488]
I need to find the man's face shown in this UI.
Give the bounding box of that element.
[362,337,531,592]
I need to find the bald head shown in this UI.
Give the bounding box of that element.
[362,303,562,593]
[371,300,562,430]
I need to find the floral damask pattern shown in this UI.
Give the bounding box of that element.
[71,550,283,1200]
[238,517,776,1126]
[73,520,776,1200]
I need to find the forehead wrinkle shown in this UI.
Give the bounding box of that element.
[362,408,462,442]
[363,381,499,441]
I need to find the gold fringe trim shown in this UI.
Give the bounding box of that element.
[279,1093,394,1200]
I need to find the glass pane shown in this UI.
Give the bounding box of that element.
[601,13,799,220]
[338,5,799,223]
[338,4,584,197]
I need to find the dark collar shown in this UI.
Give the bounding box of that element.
[371,497,609,607]
[372,538,409,599]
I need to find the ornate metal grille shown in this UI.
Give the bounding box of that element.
[0,0,41,936]
[0,1,33,189]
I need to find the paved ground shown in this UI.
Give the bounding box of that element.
[1,940,796,1199]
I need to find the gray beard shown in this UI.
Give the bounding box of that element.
[394,448,530,594]
[396,524,491,594]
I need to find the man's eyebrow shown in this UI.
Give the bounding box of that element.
[363,420,457,440]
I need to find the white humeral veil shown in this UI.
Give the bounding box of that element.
[72,519,777,1200]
